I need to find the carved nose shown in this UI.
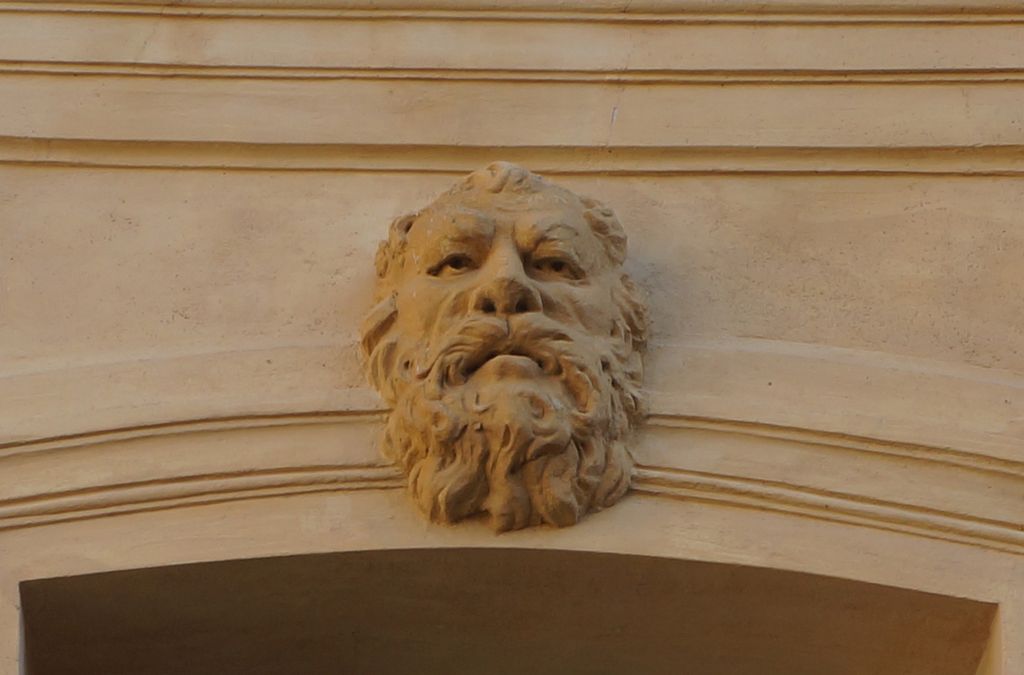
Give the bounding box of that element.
[473,277,542,316]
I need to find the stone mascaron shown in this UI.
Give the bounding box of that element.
[362,162,647,531]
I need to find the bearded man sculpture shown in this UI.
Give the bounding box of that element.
[361,162,648,531]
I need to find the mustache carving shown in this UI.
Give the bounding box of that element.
[416,316,594,406]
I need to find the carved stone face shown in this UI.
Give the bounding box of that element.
[362,162,647,531]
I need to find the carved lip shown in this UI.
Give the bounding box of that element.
[462,349,558,381]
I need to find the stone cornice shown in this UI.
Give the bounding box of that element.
[3,2,1024,22]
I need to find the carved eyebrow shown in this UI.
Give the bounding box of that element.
[418,216,493,252]
[438,214,494,242]
[536,223,579,240]
[523,223,581,251]
[446,225,489,241]
[435,230,492,260]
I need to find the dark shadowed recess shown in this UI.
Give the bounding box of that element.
[21,547,995,675]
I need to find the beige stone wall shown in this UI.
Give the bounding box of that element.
[1,1,1022,672]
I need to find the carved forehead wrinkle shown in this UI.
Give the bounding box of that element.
[405,207,495,252]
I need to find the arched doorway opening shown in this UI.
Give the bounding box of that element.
[21,548,995,674]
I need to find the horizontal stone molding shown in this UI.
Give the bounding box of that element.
[3,15,1024,73]
[2,2,1024,22]
[8,64,1024,85]
[3,76,1024,148]
[3,137,1024,175]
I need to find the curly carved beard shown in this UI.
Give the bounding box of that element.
[380,314,637,531]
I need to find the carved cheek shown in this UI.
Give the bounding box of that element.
[538,288,577,322]
[443,281,480,316]
[541,282,615,334]
[397,277,476,334]
[395,281,441,335]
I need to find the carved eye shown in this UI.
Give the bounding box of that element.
[531,257,580,280]
[430,254,476,277]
